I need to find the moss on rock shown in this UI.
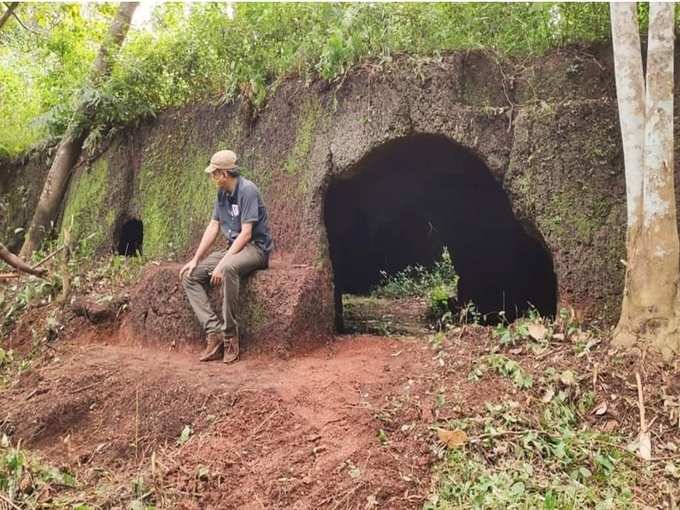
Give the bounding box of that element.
[538,186,614,245]
[60,159,115,256]
[506,100,626,319]
[284,98,323,177]
[137,149,216,260]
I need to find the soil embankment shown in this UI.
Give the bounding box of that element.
[1,330,441,508]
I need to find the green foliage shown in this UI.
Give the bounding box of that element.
[177,424,193,446]
[0,435,79,507]
[427,396,638,509]
[0,3,114,155]
[492,307,551,347]
[373,247,458,324]
[469,354,534,389]
[427,308,652,509]
[0,266,61,339]
[374,247,458,299]
[429,284,454,324]
[1,3,624,157]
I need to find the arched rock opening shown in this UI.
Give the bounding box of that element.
[324,134,557,326]
[117,218,143,256]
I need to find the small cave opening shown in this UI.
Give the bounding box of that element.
[324,134,557,329]
[117,219,143,256]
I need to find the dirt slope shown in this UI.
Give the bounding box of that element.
[1,330,459,508]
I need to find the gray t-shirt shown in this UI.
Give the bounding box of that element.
[212,177,273,257]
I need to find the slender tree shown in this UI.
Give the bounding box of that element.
[0,2,18,31]
[611,2,679,358]
[20,2,138,258]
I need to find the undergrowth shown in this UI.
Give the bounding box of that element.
[372,247,458,324]
[426,309,678,509]
[0,435,80,509]
[427,399,639,509]
[0,247,145,390]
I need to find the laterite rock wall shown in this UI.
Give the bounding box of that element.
[4,44,673,336]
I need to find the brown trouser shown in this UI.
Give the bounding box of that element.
[182,244,267,337]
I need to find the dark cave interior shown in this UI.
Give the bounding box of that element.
[117,218,143,256]
[324,134,557,325]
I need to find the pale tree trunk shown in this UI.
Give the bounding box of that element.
[20,2,138,258]
[0,2,18,31]
[641,2,679,356]
[612,2,679,358]
[610,2,646,340]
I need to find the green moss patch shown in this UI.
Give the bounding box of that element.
[284,98,323,177]
[137,150,216,260]
[537,186,613,245]
[60,158,114,256]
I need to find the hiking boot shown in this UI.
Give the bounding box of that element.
[223,336,239,364]
[199,332,224,362]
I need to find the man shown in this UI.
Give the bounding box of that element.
[0,242,48,277]
[179,150,272,363]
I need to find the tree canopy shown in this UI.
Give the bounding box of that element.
[0,2,657,159]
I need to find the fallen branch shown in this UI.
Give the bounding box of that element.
[1,234,95,281]
[32,243,68,269]
[25,387,48,400]
[0,244,68,281]
[0,492,22,510]
[636,372,652,460]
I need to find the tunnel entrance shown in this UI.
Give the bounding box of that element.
[117,219,143,256]
[324,134,557,329]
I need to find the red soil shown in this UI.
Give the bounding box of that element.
[0,328,455,508]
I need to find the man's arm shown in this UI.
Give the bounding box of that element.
[179,220,220,280]
[209,223,253,286]
[193,220,221,261]
[223,185,257,258]
[0,243,47,277]
[226,222,252,256]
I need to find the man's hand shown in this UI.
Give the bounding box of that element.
[210,264,224,286]
[179,259,198,281]
[30,267,48,278]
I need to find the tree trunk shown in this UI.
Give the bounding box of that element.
[612,2,679,358]
[20,1,138,258]
[640,2,678,356]
[610,2,646,344]
[0,2,18,31]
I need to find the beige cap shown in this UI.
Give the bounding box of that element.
[205,149,238,174]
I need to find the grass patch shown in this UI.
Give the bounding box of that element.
[426,309,677,509]
[427,390,640,509]
[0,436,81,508]
[372,247,458,325]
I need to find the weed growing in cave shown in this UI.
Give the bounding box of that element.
[373,248,457,299]
[372,247,458,325]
